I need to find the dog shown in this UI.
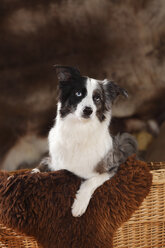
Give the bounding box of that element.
[33,65,137,217]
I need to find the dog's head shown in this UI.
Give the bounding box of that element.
[55,65,128,122]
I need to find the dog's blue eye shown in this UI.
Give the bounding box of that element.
[75,91,82,97]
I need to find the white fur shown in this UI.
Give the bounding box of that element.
[48,78,113,217]
[31,168,40,173]
[72,173,113,217]
[49,114,112,177]
[7,175,14,181]
[74,78,97,120]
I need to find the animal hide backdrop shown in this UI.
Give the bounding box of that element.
[1,0,165,171]
[0,156,152,248]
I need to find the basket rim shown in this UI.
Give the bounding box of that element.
[148,162,165,170]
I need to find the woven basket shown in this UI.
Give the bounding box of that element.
[0,162,164,248]
[113,162,165,248]
[0,224,41,248]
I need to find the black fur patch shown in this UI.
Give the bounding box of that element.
[59,82,87,118]
[54,66,88,118]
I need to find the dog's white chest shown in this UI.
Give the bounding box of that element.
[48,117,112,179]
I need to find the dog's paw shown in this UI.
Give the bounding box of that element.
[71,198,88,217]
[71,193,89,217]
[31,168,40,174]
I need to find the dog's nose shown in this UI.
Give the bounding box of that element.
[83,106,93,117]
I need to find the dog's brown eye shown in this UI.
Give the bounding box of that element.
[93,94,101,102]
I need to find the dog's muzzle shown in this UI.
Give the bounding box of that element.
[82,106,93,118]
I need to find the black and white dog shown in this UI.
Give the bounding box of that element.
[33,66,137,217]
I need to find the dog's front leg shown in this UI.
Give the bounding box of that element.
[71,172,114,217]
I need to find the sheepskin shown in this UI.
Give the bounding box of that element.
[0,156,152,248]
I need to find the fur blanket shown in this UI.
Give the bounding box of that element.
[0,156,152,248]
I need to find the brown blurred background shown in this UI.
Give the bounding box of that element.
[0,0,165,171]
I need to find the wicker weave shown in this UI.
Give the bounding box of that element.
[113,162,165,248]
[0,224,41,248]
[0,162,164,248]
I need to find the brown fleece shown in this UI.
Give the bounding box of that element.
[0,156,152,248]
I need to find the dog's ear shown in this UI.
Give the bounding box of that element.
[104,80,128,105]
[54,65,81,82]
